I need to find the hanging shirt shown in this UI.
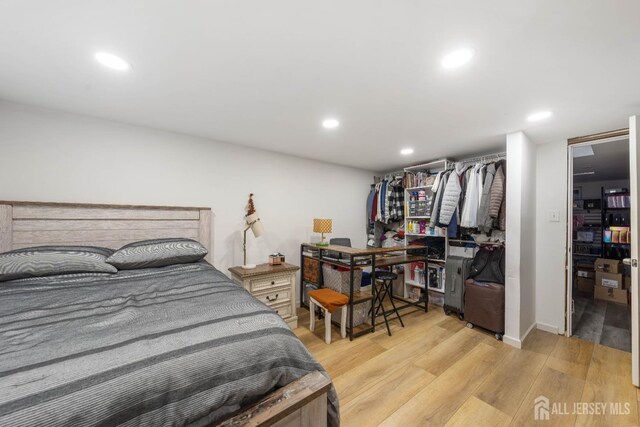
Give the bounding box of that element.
[461,164,481,228]
[477,163,496,233]
[372,184,380,222]
[376,182,383,221]
[366,185,375,224]
[378,180,389,222]
[477,165,485,208]
[388,180,405,222]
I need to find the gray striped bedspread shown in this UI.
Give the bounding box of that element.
[0,262,339,426]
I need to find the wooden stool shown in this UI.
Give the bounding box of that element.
[308,288,349,344]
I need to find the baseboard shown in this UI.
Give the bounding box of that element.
[521,322,536,343]
[503,321,536,349]
[536,322,559,335]
[502,335,522,349]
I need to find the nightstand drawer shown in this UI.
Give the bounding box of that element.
[256,287,291,307]
[250,274,291,292]
[271,302,292,319]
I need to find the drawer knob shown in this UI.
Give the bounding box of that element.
[266,294,279,302]
[271,281,275,285]
[276,310,279,314]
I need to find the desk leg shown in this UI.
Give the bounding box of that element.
[318,249,324,288]
[371,256,376,333]
[300,245,305,308]
[424,256,429,312]
[349,255,354,341]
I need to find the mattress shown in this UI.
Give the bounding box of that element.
[0,261,339,426]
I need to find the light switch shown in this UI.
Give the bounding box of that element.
[549,210,560,222]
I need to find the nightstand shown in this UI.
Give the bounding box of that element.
[228,263,299,329]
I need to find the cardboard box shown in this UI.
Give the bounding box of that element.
[577,269,595,279]
[576,276,595,293]
[594,258,622,274]
[595,285,628,305]
[596,271,623,289]
[625,275,632,289]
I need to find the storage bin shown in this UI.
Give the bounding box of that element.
[322,264,370,327]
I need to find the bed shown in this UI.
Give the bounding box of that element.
[0,201,338,427]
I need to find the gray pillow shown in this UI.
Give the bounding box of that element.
[0,246,117,282]
[106,238,208,270]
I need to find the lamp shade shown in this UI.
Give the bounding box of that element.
[246,212,265,237]
[313,218,332,234]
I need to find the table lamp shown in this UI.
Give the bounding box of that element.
[313,218,332,247]
[243,194,265,269]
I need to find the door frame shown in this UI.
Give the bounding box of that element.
[629,116,639,386]
[565,134,630,338]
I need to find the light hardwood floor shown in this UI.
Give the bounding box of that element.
[294,305,640,427]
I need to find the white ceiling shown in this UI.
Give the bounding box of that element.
[574,138,630,183]
[1,1,640,171]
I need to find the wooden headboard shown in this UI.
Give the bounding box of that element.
[0,201,212,261]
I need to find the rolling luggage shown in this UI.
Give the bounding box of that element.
[464,278,505,340]
[443,256,473,319]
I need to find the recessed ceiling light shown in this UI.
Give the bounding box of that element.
[322,119,340,129]
[527,111,552,122]
[400,148,414,155]
[441,48,474,69]
[95,52,130,71]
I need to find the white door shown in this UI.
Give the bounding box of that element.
[629,116,640,386]
[566,147,575,337]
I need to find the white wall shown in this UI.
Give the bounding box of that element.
[535,141,568,334]
[504,131,537,347]
[0,101,374,281]
[535,140,632,335]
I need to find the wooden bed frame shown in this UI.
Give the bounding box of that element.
[0,200,332,427]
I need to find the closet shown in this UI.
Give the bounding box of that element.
[570,137,632,352]
[368,153,507,306]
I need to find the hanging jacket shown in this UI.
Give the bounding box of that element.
[439,163,466,226]
[477,163,496,233]
[384,180,392,223]
[388,180,404,222]
[499,193,506,231]
[429,171,449,228]
[379,180,387,222]
[366,185,375,224]
[476,165,485,208]
[497,161,507,230]
[372,184,377,222]
[431,171,442,193]
[461,164,480,228]
[458,167,469,218]
[489,165,505,220]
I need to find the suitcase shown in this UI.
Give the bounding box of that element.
[443,256,473,319]
[464,278,505,340]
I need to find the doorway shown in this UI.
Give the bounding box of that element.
[567,137,631,352]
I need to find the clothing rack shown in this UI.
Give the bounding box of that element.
[374,170,404,183]
[455,152,506,165]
